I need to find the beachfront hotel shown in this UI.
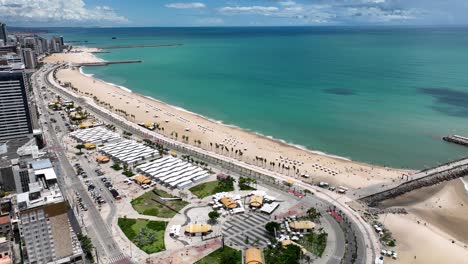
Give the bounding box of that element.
[0,70,33,142]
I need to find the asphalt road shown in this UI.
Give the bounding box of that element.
[32,66,126,263]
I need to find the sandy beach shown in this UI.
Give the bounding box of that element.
[380,180,468,263]
[42,47,104,64]
[42,47,468,264]
[43,48,411,190]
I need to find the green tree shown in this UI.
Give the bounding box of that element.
[265,221,281,237]
[307,207,322,221]
[75,144,85,154]
[208,210,220,223]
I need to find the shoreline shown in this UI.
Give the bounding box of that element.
[84,67,354,163]
[44,47,417,189]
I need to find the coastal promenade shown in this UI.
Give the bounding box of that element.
[44,62,380,264]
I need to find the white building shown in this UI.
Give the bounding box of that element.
[16,183,83,264]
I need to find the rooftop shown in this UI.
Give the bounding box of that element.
[29,159,52,170]
[17,183,64,211]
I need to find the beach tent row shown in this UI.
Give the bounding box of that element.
[70,126,121,145]
[135,156,209,189]
[99,140,159,165]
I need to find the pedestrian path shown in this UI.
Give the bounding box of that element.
[223,213,271,248]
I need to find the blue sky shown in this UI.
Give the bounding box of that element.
[2,0,468,27]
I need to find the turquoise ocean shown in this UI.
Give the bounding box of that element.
[46,27,468,172]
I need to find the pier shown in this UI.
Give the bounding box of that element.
[357,157,468,206]
[443,134,468,147]
[74,60,142,67]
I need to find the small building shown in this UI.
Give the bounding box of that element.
[83,142,96,150]
[289,221,315,232]
[0,237,11,264]
[220,196,237,209]
[250,194,264,208]
[245,247,262,264]
[184,224,212,236]
[96,156,110,163]
[78,122,93,129]
[134,175,151,185]
[0,215,10,237]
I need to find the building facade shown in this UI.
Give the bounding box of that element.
[0,71,33,142]
[16,184,83,264]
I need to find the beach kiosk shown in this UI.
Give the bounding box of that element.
[289,221,315,233]
[250,194,264,208]
[96,155,110,163]
[184,224,212,237]
[220,196,238,209]
[84,142,96,150]
[134,175,151,185]
[79,122,93,129]
[245,248,263,264]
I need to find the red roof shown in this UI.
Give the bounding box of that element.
[0,215,10,225]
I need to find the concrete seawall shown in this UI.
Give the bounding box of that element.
[74,60,142,67]
[360,163,468,206]
[443,135,468,147]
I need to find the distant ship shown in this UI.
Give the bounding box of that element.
[112,37,117,39]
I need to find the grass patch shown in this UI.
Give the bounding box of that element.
[195,246,241,264]
[131,188,188,218]
[297,231,328,257]
[117,218,166,254]
[189,178,235,198]
[264,243,301,264]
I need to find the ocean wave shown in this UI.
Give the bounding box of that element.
[79,67,133,93]
[78,67,353,163]
[79,67,94,77]
[147,96,352,161]
[462,177,468,194]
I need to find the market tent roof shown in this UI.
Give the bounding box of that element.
[220,196,237,209]
[96,156,110,162]
[245,248,262,264]
[287,179,294,185]
[79,122,93,128]
[290,221,315,230]
[250,194,264,208]
[84,142,96,149]
[143,122,154,127]
[134,175,151,184]
[185,224,212,234]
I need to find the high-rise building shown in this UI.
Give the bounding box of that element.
[22,48,36,69]
[16,183,83,264]
[0,71,33,142]
[0,23,7,47]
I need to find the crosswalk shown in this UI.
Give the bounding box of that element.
[108,254,132,264]
[223,213,272,248]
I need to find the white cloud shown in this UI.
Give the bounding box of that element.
[219,6,279,16]
[279,1,297,7]
[165,2,206,9]
[0,0,128,25]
